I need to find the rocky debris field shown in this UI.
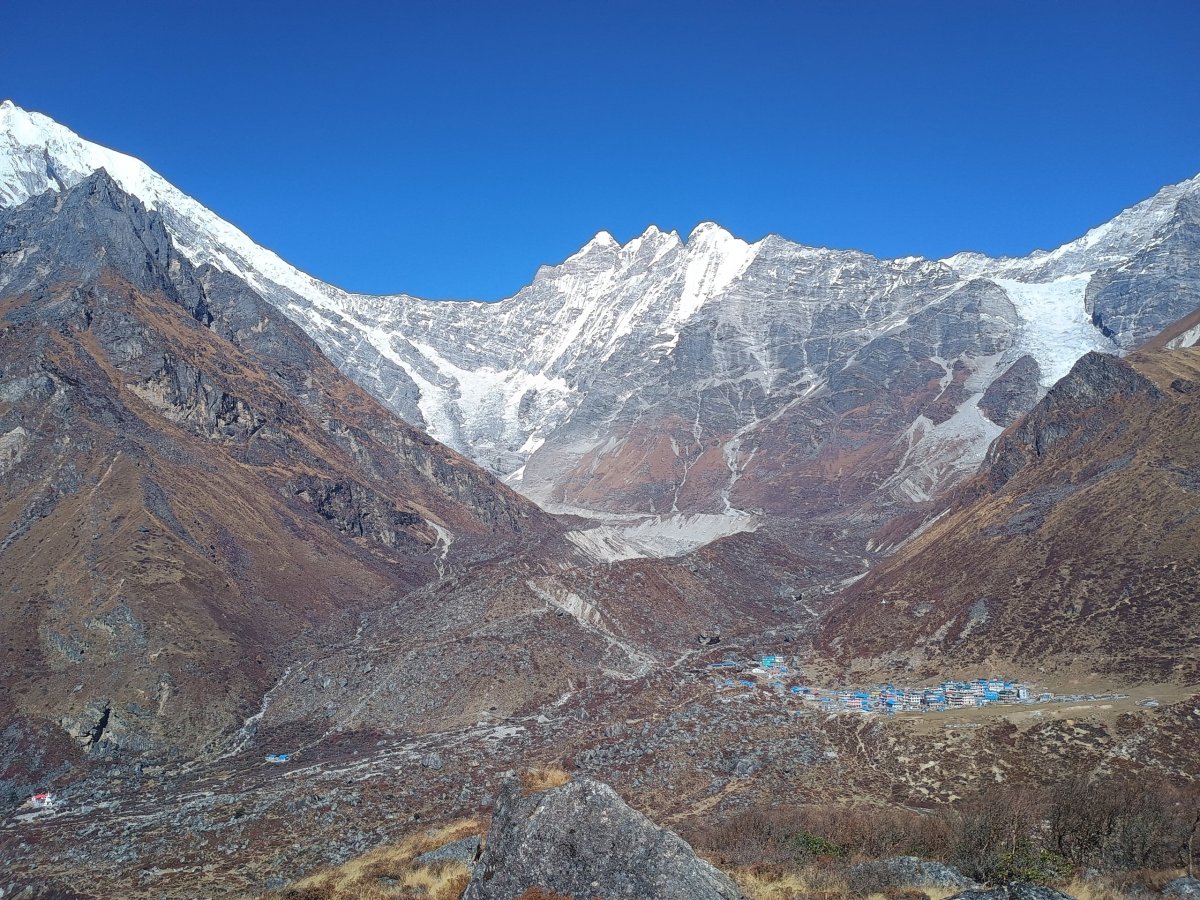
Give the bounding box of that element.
[2,639,1196,898]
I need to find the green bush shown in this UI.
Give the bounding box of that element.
[992,842,1073,884]
[788,829,843,860]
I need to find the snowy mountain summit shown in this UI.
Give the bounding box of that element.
[3,99,1199,560]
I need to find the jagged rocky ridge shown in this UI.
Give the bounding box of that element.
[4,100,1199,564]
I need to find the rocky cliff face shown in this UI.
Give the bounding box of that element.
[5,102,1197,565]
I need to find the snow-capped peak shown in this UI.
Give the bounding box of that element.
[3,100,1196,551]
[0,100,359,317]
[564,230,622,263]
[942,170,1200,281]
[687,221,735,243]
[675,222,760,322]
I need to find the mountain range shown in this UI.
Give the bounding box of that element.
[1,99,1198,897]
[5,100,1200,573]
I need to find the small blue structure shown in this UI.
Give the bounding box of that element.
[265,753,290,764]
[761,655,778,669]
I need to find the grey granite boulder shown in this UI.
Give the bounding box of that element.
[948,882,1077,900]
[1164,876,1200,897]
[414,835,481,867]
[850,856,979,892]
[463,776,743,899]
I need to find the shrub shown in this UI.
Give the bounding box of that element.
[992,842,1073,884]
[789,830,843,860]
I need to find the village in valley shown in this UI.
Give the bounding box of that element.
[703,654,1131,716]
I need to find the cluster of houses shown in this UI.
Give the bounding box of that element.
[707,655,1034,715]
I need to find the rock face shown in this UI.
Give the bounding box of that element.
[414,835,481,867]
[851,856,978,892]
[1164,876,1200,898]
[464,777,743,900]
[978,355,1042,427]
[1086,194,1200,347]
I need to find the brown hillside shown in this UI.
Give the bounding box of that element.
[817,340,1200,682]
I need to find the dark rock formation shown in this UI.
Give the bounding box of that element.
[463,776,743,899]
[984,351,1159,490]
[414,835,481,867]
[979,354,1041,426]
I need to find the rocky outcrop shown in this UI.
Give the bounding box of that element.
[464,777,743,899]
[414,835,481,866]
[979,355,1041,427]
[288,474,428,551]
[130,354,264,441]
[984,352,1160,490]
[947,885,1076,900]
[1164,876,1200,898]
[850,856,978,892]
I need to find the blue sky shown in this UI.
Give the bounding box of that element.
[4,1,1198,299]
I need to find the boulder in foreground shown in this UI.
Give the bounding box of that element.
[463,776,743,899]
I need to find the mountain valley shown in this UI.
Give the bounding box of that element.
[0,101,1197,898]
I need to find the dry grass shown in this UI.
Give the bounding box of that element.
[520,764,571,794]
[1063,869,1189,900]
[730,864,845,899]
[1060,880,1127,900]
[728,863,960,900]
[266,816,482,899]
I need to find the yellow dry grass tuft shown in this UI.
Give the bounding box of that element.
[729,864,845,899]
[728,863,961,900]
[267,816,482,900]
[1061,881,1127,900]
[520,764,571,794]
